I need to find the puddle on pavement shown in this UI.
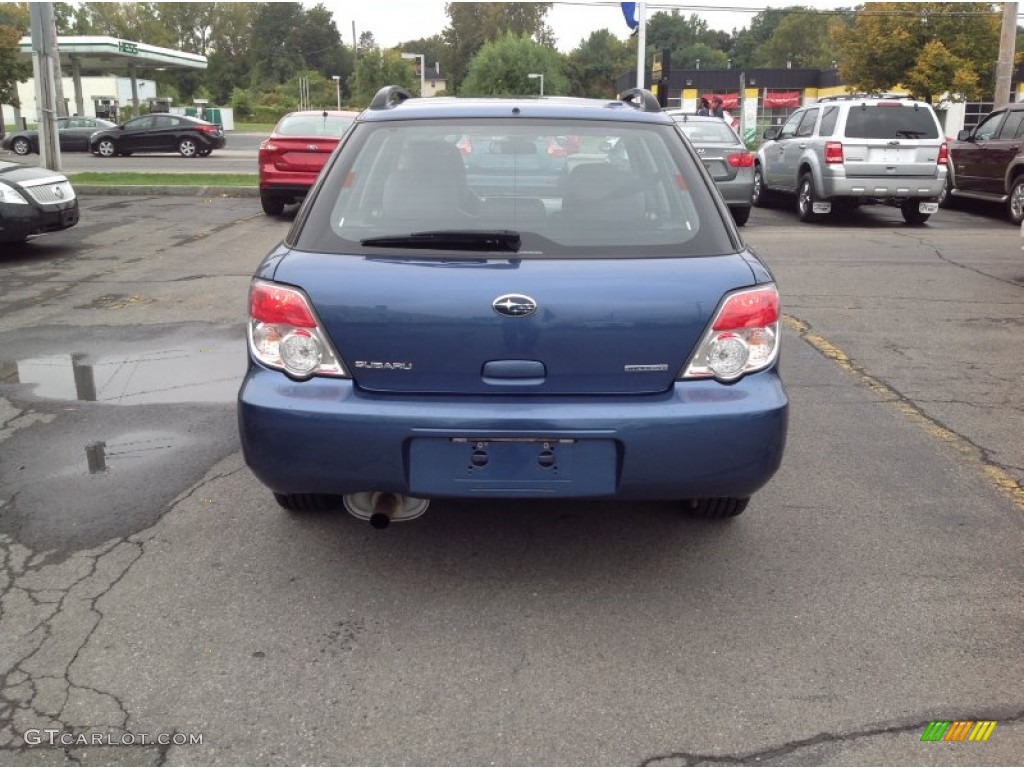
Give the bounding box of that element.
[0,345,241,405]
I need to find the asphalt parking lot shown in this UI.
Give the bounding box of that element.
[0,194,1021,766]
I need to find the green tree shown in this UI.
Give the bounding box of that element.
[566,29,633,98]
[753,8,845,69]
[836,2,1000,102]
[729,8,790,69]
[0,20,31,131]
[201,3,253,104]
[249,2,306,86]
[347,48,416,107]
[460,32,567,96]
[442,2,553,93]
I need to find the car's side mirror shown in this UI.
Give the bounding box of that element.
[956,129,972,141]
[763,126,780,140]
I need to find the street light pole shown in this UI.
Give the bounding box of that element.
[401,52,425,97]
[331,75,341,110]
[528,73,544,96]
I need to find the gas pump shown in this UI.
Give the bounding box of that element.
[94,97,120,121]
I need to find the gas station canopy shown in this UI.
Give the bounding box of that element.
[19,35,207,75]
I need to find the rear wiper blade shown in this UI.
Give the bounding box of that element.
[361,230,521,252]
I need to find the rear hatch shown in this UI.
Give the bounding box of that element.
[695,142,741,182]
[263,135,339,174]
[273,251,757,396]
[839,103,943,177]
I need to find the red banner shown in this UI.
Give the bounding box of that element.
[763,91,801,108]
[703,93,739,109]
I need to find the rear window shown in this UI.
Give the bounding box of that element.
[275,113,355,137]
[674,120,740,144]
[293,118,736,259]
[843,104,939,139]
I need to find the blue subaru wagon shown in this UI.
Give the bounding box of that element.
[238,86,788,527]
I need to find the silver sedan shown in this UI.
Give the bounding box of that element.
[670,114,754,226]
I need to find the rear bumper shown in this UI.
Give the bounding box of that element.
[820,170,946,200]
[238,364,788,501]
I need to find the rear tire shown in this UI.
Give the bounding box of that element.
[261,193,286,216]
[938,174,953,208]
[178,138,199,157]
[273,493,338,513]
[750,165,776,208]
[11,136,31,155]
[684,497,750,519]
[1006,176,1024,225]
[730,205,750,226]
[796,173,823,222]
[900,200,931,225]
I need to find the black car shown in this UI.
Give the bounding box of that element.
[0,161,79,244]
[1,116,117,156]
[88,114,226,158]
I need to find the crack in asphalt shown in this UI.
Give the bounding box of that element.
[875,229,1024,291]
[0,462,241,754]
[640,706,1024,766]
[783,314,1024,509]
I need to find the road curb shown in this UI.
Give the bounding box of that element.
[75,185,259,197]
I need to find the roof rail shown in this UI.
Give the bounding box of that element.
[369,85,413,110]
[817,93,915,102]
[617,88,662,113]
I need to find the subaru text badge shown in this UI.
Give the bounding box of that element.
[492,294,537,317]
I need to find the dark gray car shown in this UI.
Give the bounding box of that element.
[669,113,754,226]
[1,116,116,155]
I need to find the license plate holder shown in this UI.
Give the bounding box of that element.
[408,437,617,497]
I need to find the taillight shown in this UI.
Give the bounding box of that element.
[547,138,567,157]
[197,124,218,133]
[938,142,948,165]
[825,141,844,164]
[727,151,754,168]
[247,280,347,380]
[259,139,276,152]
[681,285,780,382]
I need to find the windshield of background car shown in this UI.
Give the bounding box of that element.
[293,118,736,258]
[275,113,355,137]
[674,120,740,144]
[844,105,939,139]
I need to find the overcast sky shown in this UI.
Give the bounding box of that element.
[322,1,854,55]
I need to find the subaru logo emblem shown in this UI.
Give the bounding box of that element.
[492,293,537,317]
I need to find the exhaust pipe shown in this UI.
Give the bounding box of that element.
[370,493,400,529]
[343,491,430,528]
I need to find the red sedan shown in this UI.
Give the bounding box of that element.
[259,110,360,216]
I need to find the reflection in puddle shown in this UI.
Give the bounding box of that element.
[81,433,178,475]
[0,347,240,405]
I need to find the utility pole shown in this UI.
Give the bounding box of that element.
[29,2,62,171]
[994,2,1017,109]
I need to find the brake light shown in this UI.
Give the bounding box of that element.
[825,141,844,164]
[259,140,278,152]
[682,285,780,382]
[727,151,754,168]
[547,138,566,157]
[247,280,347,379]
[938,142,948,165]
[251,282,316,327]
[196,124,218,133]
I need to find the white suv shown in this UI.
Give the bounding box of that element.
[752,95,948,225]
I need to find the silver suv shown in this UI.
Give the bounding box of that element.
[752,95,948,225]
